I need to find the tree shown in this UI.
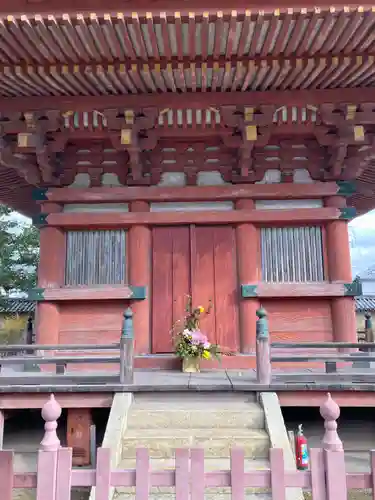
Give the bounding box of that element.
[0,205,39,295]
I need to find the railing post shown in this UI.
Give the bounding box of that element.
[120,307,134,384]
[365,312,374,344]
[320,392,343,452]
[37,395,62,500]
[256,307,271,385]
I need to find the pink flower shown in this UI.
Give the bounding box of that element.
[190,330,208,345]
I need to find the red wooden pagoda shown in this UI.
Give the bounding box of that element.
[0,2,373,368]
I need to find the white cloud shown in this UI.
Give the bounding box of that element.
[350,209,375,275]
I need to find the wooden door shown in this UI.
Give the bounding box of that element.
[151,227,190,353]
[151,225,239,353]
[192,226,239,352]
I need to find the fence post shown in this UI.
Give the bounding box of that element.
[320,394,347,500]
[37,395,62,500]
[256,307,271,385]
[40,394,62,452]
[320,392,343,452]
[120,308,134,384]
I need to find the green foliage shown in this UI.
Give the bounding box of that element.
[0,206,39,295]
[0,315,26,344]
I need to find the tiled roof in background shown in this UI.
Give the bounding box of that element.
[355,296,375,312]
[0,298,35,314]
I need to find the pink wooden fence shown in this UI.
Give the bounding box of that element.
[0,393,373,500]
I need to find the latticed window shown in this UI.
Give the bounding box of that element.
[65,230,126,286]
[260,227,325,283]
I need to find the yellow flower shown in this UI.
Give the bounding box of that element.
[202,350,211,360]
[198,306,205,313]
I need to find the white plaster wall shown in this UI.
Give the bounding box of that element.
[255,199,323,209]
[63,203,129,212]
[150,201,234,212]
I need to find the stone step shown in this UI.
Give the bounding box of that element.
[115,491,271,500]
[121,429,270,459]
[115,492,271,500]
[127,405,265,430]
[132,393,258,408]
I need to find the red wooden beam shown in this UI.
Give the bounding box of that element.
[44,183,343,204]
[0,88,374,112]
[45,207,340,228]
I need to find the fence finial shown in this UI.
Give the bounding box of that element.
[320,392,343,451]
[122,307,134,339]
[40,394,62,451]
[256,307,269,339]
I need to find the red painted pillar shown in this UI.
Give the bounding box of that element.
[36,203,65,345]
[128,201,151,354]
[235,199,260,353]
[325,196,356,343]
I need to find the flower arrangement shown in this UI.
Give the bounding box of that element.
[173,296,220,364]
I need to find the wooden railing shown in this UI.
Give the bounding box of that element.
[0,308,134,384]
[0,392,372,500]
[255,307,375,384]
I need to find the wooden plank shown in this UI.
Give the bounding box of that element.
[272,355,375,361]
[272,342,374,348]
[42,285,146,301]
[192,226,216,342]
[36,450,58,500]
[370,450,375,500]
[175,449,190,500]
[0,355,120,364]
[0,451,13,500]
[213,226,239,352]
[55,448,72,500]
[152,227,173,353]
[324,449,347,500]
[191,448,205,500]
[67,409,93,466]
[0,410,4,449]
[0,393,113,409]
[95,448,112,500]
[0,344,120,351]
[230,448,245,500]
[45,183,341,204]
[310,449,326,500]
[46,208,341,229]
[135,448,150,500]
[172,226,191,332]
[242,282,346,298]
[270,448,286,500]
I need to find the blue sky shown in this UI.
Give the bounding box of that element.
[350,209,375,276]
[11,208,375,277]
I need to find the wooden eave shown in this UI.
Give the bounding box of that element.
[1,6,375,216]
[0,9,374,97]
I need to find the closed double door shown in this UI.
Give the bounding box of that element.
[151,225,239,353]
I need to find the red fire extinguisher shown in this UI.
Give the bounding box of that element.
[295,424,309,470]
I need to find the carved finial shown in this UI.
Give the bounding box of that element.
[256,307,269,339]
[40,394,62,451]
[320,393,343,451]
[122,307,134,339]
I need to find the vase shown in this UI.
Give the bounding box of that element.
[182,357,200,373]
